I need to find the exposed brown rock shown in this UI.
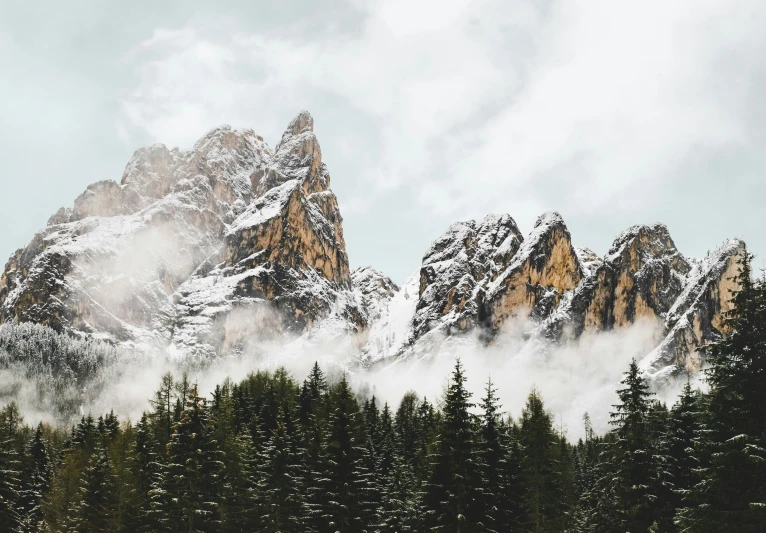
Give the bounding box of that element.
[643,239,744,374]
[484,212,583,329]
[0,118,313,348]
[583,223,690,331]
[412,213,524,339]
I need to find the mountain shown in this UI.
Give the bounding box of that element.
[0,112,369,356]
[0,112,745,376]
[364,213,743,377]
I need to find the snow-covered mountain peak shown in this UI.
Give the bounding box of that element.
[0,114,749,380]
[280,110,314,139]
[0,112,366,355]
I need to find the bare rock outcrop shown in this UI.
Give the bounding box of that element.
[483,212,583,329]
[0,112,362,353]
[0,111,747,373]
[540,223,691,343]
[164,113,363,355]
[640,239,744,376]
[352,267,399,323]
[412,214,524,338]
[365,215,743,375]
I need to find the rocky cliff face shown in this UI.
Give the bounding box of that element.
[483,212,583,328]
[367,213,744,375]
[639,238,744,378]
[0,113,746,374]
[412,214,524,339]
[0,112,364,354]
[538,223,692,342]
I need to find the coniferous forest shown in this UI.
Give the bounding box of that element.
[0,256,764,532]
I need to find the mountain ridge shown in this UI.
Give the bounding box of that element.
[0,112,745,378]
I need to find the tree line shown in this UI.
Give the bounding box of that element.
[0,253,764,532]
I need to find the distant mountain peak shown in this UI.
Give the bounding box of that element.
[0,113,746,378]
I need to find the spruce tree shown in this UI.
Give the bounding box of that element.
[163,382,225,533]
[150,373,176,450]
[256,417,306,532]
[607,359,660,532]
[503,422,526,531]
[572,413,606,533]
[677,251,766,531]
[519,389,566,533]
[19,422,50,532]
[319,375,365,533]
[380,455,421,532]
[423,358,481,531]
[477,377,506,532]
[132,413,164,532]
[377,403,396,483]
[661,379,703,532]
[74,447,119,533]
[298,364,329,531]
[394,392,420,468]
[0,412,22,532]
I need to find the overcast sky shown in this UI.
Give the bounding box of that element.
[1,0,765,284]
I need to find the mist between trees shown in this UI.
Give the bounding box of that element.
[0,308,675,442]
[1,253,764,532]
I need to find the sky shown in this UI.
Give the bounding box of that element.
[1,0,765,285]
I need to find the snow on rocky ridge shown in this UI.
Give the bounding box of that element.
[0,112,746,379]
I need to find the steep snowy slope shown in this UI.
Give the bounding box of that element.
[0,112,368,354]
[367,213,744,376]
[0,113,746,375]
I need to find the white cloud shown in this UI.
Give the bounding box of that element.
[117,0,766,226]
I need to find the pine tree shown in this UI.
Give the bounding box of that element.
[69,414,98,454]
[224,425,263,532]
[519,389,567,533]
[256,417,306,532]
[163,382,225,533]
[677,251,766,531]
[477,377,506,532]
[319,375,366,533]
[394,392,419,464]
[423,358,481,531]
[656,379,702,533]
[363,396,381,446]
[307,362,329,406]
[572,414,605,533]
[73,447,119,533]
[150,373,176,450]
[380,455,421,532]
[131,413,165,532]
[416,396,437,481]
[0,406,22,532]
[19,422,50,532]
[297,364,329,531]
[503,422,526,531]
[358,430,382,531]
[377,403,396,484]
[606,359,661,532]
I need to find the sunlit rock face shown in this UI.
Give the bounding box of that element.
[538,223,693,343]
[0,111,746,374]
[172,116,361,355]
[412,213,525,339]
[639,239,744,376]
[0,112,364,354]
[367,214,743,376]
[483,212,583,329]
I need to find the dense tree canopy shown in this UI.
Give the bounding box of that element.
[0,251,763,532]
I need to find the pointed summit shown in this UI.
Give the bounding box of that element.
[254,110,327,196]
[284,110,314,136]
[275,110,315,153]
[485,211,582,326]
